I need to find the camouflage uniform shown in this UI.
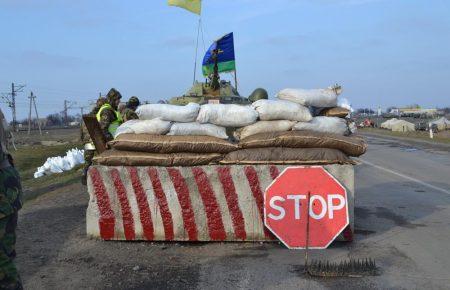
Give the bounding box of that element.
[98,88,123,142]
[121,96,140,122]
[0,109,22,290]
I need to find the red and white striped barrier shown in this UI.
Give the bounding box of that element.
[87,164,354,242]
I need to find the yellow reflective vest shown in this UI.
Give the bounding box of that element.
[96,104,123,136]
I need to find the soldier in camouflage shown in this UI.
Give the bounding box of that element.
[121,96,140,122]
[81,97,107,185]
[0,108,22,290]
[96,88,123,142]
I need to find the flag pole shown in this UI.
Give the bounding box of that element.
[193,17,201,85]
[234,70,238,92]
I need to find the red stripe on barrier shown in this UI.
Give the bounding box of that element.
[217,167,247,240]
[148,168,174,240]
[89,168,115,240]
[244,166,273,239]
[167,168,198,241]
[110,169,135,240]
[127,167,154,240]
[192,167,227,241]
[269,165,280,180]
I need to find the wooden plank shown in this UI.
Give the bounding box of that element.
[83,114,107,154]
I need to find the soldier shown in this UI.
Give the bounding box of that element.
[0,108,22,290]
[81,97,106,185]
[121,96,140,122]
[96,88,123,142]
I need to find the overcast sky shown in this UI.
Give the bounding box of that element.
[1,0,449,120]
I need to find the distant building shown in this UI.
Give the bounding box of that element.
[398,108,437,117]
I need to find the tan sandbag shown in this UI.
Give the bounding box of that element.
[221,147,355,165]
[93,150,223,166]
[235,120,296,140]
[109,134,238,154]
[319,107,350,118]
[239,131,367,157]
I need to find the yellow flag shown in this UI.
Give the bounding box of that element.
[168,0,201,15]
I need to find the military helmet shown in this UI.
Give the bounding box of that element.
[127,96,140,109]
[106,88,122,104]
[248,88,268,102]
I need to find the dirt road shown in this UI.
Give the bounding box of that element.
[16,135,450,289]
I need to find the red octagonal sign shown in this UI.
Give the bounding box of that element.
[264,166,348,249]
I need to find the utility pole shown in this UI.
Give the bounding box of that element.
[1,82,25,131]
[11,83,26,131]
[64,100,68,126]
[33,94,42,135]
[27,92,33,134]
[28,92,42,135]
[63,100,76,126]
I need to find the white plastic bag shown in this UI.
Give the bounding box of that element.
[168,122,228,139]
[136,102,200,122]
[252,99,312,122]
[33,148,85,178]
[277,86,340,108]
[114,119,172,138]
[235,120,297,140]
[196,104,258,127]
[293,117,348,135]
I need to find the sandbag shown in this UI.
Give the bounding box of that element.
[93,150,222,166]
[136,103,200,122]
[168,122,228,139]
[293,117,348,135]
[235,120,296,140]
[114,119,172,138]
[109,134,238,154]
[196,104,258,127]
[239,131,367,157]
[221,147,355,165]
[318,107,350,118]
[251,99,312,121]
[277,87,340,107]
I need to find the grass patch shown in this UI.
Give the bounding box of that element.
[360,128,450,144]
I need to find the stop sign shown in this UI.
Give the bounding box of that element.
[264,166,348,249]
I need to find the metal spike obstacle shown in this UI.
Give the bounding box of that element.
[303,192,378,278]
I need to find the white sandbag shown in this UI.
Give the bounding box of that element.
[136,102,200,122]
[168,122,228,139]
[196,104,258,127]
[235,120,297,140]
[277,85,341,107]
[252,99,312,122]
[114,119,172,138]
[293,116,348,135]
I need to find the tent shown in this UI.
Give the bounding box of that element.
[391,120,415,132]
[429,117,450,131]
[380,118,399,130]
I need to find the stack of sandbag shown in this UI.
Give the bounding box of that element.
[276,85,355,135]
[233,99,312,140]
[94,134,237,166]
[221,131,366,165]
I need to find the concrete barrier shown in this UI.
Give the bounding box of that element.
[87,164,354,242]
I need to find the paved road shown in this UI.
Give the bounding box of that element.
[16,135,450,289]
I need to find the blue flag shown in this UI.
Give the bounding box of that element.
[202,32,236,76]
